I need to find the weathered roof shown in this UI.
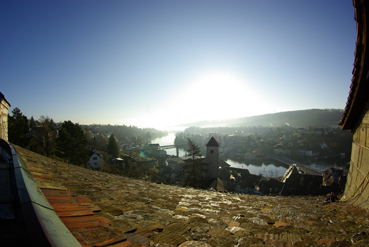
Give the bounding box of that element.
[281,164,300,183]
[208,178,225,191]
[0,92,11,107]
[206,136,219,147]
[88,148,103,158]
[340,0,369,131]
[24,127,46,137]
[13,144,369,246]
[167,156,185,163]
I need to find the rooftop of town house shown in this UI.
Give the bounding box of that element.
[339,0,369,131]
[206,137,219,147]
[13,145,369,246]
[0,92,11,106]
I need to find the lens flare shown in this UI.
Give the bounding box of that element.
[140,151,145,159]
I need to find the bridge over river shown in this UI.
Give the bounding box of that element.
[268,153,322,176]
[159,144,187,157]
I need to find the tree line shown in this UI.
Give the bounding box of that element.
[7,107,211,188]
[8,107,90,165]
[8,107,123,166]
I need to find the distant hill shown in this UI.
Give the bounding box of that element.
[176,109,344,128]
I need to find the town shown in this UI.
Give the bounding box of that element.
[5,104,351,197]
[81,123,352,195]
[1,96,368,247]
[2,0,369,246]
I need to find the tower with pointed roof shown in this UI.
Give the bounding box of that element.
[205,136,219,179]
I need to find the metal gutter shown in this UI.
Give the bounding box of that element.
[9,143,82,247]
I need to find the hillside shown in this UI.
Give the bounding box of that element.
[176,109,344,128]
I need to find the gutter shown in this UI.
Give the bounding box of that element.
[8,142,82,247]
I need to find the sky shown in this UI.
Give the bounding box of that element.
[1,0,356,130]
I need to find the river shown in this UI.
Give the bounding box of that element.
[151,133,288,177]
[151,133,187,157]
[225,159,287,177]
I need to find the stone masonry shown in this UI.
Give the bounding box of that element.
[0,92,10,142]
[341,109,369,210]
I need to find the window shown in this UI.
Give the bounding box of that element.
[93,157,97,160]
[210,150,214,154]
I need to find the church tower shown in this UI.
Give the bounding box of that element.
[205,136,219,179]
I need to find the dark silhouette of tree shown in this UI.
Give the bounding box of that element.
[39,116,57,157]
[95,134,108,152]
[29,116,36,129]
[8,107,29,147]
[177,138,208,188]
[107,134,119,157]
[92,136,97,149]
[57,121,88,166]
[84,125,95,147]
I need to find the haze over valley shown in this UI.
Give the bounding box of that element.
[2,0,356,190]
[1,1,355,130]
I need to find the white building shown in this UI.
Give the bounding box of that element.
[87,148,104,170]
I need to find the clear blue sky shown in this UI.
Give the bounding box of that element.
[0,0,356,130]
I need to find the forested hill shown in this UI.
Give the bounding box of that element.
[177,109,344,128]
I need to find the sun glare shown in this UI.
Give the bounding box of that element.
[128,71,275,130]
[176,71,273,122]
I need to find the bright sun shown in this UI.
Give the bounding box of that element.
[131,71,274,130]
[176,71,272,122]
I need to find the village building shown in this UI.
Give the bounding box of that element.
[204,136,227,191]
[205,136,220,179]
[0,92,10,142]
[339,0,369,210]
[244,151,256,159]
[110,157,125,169]
[87,147,104,170]
[167,156,185,172]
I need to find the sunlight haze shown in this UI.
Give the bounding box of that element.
[0,0,356,130]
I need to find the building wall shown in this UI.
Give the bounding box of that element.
[339,0,369,210]
[0,99,10,142]
[87,153,104,169]
[342,108,369,210]
[205,146,219,179]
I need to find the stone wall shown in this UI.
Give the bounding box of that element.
[342,108,369,210]
[339,0,369,211]
[0,98,10,142]
[205,145,219,179]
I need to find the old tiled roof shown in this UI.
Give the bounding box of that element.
[13,145,369,246]
[24,127,46,138]
[0,92,11,106]
[88,148,103,158]
[206,136,219,147]
[340,0,369,130]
